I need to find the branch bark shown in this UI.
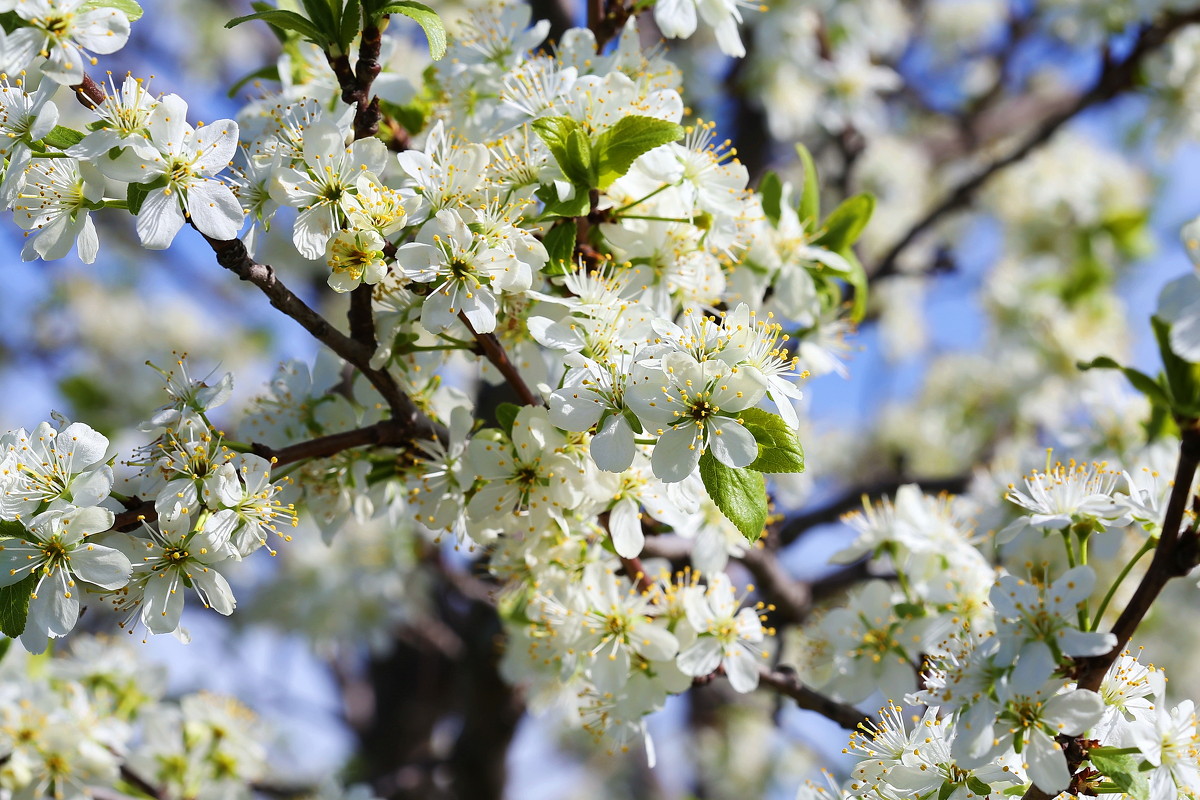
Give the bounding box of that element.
[757,666,873,730]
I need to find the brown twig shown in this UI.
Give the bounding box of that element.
[109,420,428,533]
[619,554,656,593]
[757,666,873,730]
[458,312,542,407]
[119,764,164,800]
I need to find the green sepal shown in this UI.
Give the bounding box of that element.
[699,450,768,543]
[373,1,448,60]
[739,408,805,474]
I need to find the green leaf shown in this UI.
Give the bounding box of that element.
[228,64,282,98]
[1077,356,1171,408]
[843,249,869,324]
[813,193,875,254]
[226,10,329,45]
[127,181,155,216]
[965,778,991,797]
[299,0,338,31]
[593,115,684,189]
[0,521,37,544]
[375,1,448,60]
[495,402,520,438]
[795,143,820,229]
[337,0,362,52]
[1153,316,1200,416]
[936,782,956,800]
[1089,749,1150,800]
[80,0,144,21]
[699,450,768,543]
[532,116,593,186]
[535,184,591,219]
[758,171,783,227]
[739,408,805,474]
[0,573,36,639]
[567,127,594,186]
[40,125,85,150]
[542,223,576,276]
[378,97,427,137]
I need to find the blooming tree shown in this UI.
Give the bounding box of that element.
[2,0,1200,799]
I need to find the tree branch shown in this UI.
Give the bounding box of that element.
[757,666,873,730]
[776,476,969,546]
[1021,427,1200,800]
[873,7,1200,280]
[458,312,542,407]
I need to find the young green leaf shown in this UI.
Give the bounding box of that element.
[535,184,591,219]
[337,0,362,53]
[299,0,338,31]
[495,402,520,438]
[374,1,448,60]
[1088,749,1151,800]
[795,143,820,229]
[758,171,783,227]
[40,126,86,150]
[0,573,35,639]
[532,116,593,186]
[813,193,875,255]
[542,223,577,276]
[593,115,684,189]
[699,450,769,543]
[1077,355,1170,408]
[739,408,805,473]
[227,65,282,97]
[226,9,329,46]
[1152,316,1200,417]
[80,0,144,21]
[843,250,869,324]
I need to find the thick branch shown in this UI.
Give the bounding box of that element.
[1021,428,1200,800]
[874,7,1200,279]
[1077,428,1200,692]
[757,666,872,730]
